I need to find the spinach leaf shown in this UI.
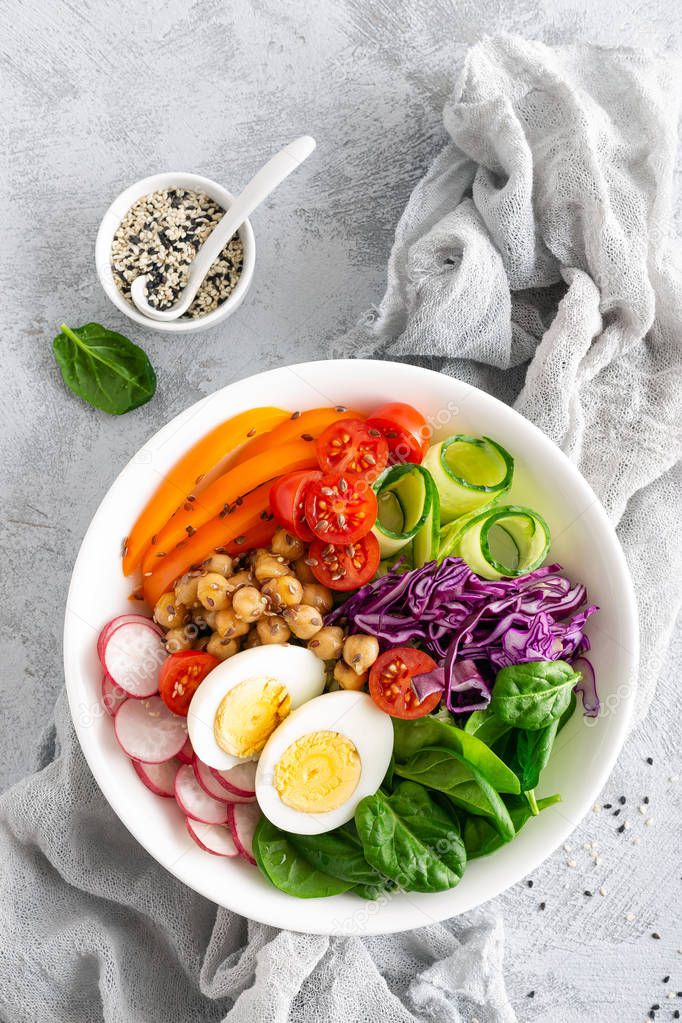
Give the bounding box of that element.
[464,708,512,747]
[253,817,354,898]
[52,322,156,415]
[392,716,520,794]
[558,690,577,733]
[355,781,466,893]
[288,822,386,887]
[463,794,561,859]
[513,717,560,792]
[490,660,580,730]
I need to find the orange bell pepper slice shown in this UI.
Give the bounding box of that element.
[140,438,318,577]
[142,483,274,607]
[123,406,288,575]
[231,406,363,467]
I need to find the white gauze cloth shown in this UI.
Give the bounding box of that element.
[0,35,680,1023]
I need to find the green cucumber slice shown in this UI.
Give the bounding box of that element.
[454,504,551,580]
[412,477,440,567]
[372,464,434,558]
[423,435,514,523]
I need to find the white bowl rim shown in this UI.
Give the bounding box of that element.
[95,171,256,334]
[63,358,638,935]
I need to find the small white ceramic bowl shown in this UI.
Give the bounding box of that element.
[95,172,256,334]
[63,360,638,935]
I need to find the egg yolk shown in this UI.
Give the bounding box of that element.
[274,730,361,813]
[214,677,291,759]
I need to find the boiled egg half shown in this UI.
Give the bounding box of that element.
[255,690,393,835]
[187,644,325,770]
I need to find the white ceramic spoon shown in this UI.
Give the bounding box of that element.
[130,135,316,321]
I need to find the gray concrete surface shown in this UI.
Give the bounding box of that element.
[1,2,680,1020]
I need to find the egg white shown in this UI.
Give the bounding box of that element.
[255,690,393,835]
[187,644,325,770]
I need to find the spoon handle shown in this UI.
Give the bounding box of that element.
[184,136,316,297]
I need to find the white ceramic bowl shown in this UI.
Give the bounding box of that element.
[63,360,638,935]
[95,172,256,334]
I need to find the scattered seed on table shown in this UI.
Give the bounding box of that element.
[599,886,606,896]
[643,796,650,804]
[619,795,626,805]
[526,880,534,888]
[584,890,593,897]
[539,901,546,911]
[617,824,626,834]
[527,991,535,998]
[663,976,670,984]
[613,809,622,816]
[652,932,661,939]
[673,1011,680,1020]
[647,757,654,765]
[111,188,244,318]
[603,802,613,809]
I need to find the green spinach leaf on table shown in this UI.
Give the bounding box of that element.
[52,322,156,415]
[355,781,466,893]
[490,660,581,730]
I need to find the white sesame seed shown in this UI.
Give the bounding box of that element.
[639,804,647,814]
[567,859,577,868]
[626,912,635,921]
[599,886,606,896]
[645,818,654,827]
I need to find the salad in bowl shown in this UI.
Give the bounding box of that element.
[92,390,604,904]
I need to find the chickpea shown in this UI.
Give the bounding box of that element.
[196,573,231,611]
[334,659,368,691]
[308,625,345,660]
[192,608,217,630]
[342,635,380,675]
[174,573,200,607]
[301,583,334,615]
[154,592,189,629]
[164,627,193,653]
[243,627,261,649]
[256,614,291,645]
[225,569,255,592]
[284,604,324,640]
[253,551,290,582]
[293,557,316,584]
[206,633,240,661]
[232,585,268,623]
[202,553,233,577]
[271,527,306,560]
[215,607,251,639]
[262,574,303,609]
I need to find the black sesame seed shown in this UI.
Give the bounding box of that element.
[651,932,661,939]
[603,802,613,809]
[617,824,625,833]
[643,796,650,804]
[527,991,535,998]
[539,901,546,910]
[647,757,654,765]
[526,880,534,888]
[613,808,621,816]
[651,1005,660,1011]
[583,890,593,897]
[619,795,626,805]
[673,1011,679,1020]
[648,1012,655,1021]
[663,976,670,984]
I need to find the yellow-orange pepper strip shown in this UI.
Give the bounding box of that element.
[142,483,273,607]
[141,438,318,577]
[123,406,288,575]
[230,406,363,467]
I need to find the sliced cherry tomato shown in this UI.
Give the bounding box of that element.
[309,533,380,591]
[369,647,441,719]
[315,419,388,480]
[304,473,377,544]
[269,469,322,541]
[366,402,430,464]
[159,651,220,717]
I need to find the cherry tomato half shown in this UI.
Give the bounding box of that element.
[159,651,220,717]
[269,469,323,541]
[366,402,430,464]
[315,418,388,480]
[369,647,441,719]
[304,473,377,544]
[309,532,380,591]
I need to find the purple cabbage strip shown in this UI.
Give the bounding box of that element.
[327,556,600,715]
[573,657,600,717]
[411,666,446,702]
[444,657,491,714]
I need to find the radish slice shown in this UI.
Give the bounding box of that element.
[228,802,261,865]
[133,757,180,797]
[175,764,228,824]
[177,737,194,765]
[210,761,257,797]
[186,817,238,857]
[101,674,127,717]
[193,758,231,802]
[103,621,165,698]
[97,614,162,665]
[115,696,188,763]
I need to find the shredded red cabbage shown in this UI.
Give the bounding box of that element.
[328,557,599,715]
